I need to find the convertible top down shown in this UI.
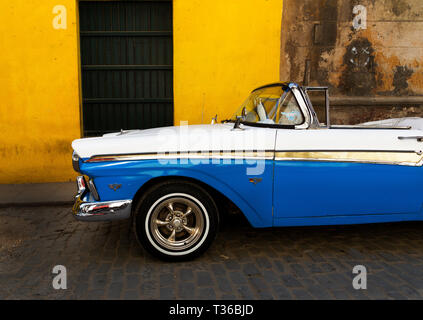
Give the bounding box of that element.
[71,82,423,260]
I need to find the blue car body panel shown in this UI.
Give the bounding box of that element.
[80,158,275,227]
[79,157,423,228]
[273,161,423,219]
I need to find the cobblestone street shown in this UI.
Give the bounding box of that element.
[1,205,423,300]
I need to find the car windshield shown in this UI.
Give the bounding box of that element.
[231,86,304,126]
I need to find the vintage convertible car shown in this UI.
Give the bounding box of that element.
[71,82,423,260]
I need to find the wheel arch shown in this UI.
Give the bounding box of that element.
[131,175,243,223]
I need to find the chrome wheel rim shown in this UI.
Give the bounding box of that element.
[149,197,205,251]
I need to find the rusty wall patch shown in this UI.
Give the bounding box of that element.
[280,0,423,117]
[310,0,339,86]
[390,0,411,16]
[340,38,377,96]
[393,66,414,96]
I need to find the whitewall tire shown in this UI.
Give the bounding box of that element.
[133,180,219,261]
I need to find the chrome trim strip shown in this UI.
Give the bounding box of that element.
[398,136,423,141]
[84,150,423,167]
[87,179,100,201]
[72,186,131,222]
[274,151,423,166]
[333,125,411,130]
[86,150,275,162]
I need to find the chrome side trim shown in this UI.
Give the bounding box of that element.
[73,193,132,222]
[87,179,100,201]
[84,150,423,167]
[332,125,411,130]
[274,150,423,166]
[85,150,275,162]
[398,136,423,141]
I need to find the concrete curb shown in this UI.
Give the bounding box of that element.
[0,182,76,207]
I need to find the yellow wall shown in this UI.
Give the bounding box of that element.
[0,0,283,184]
[173,0,283,125]
[0,0,81,183]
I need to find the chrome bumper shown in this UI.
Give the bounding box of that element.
[72,176,132,222]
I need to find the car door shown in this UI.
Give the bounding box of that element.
[273,126,423,225]
[271,88,423,225]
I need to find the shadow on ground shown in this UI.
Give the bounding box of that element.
[1,205,423,299]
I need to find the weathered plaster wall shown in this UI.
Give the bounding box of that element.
[280,0,423,124]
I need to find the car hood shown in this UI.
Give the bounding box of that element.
[72,123,276,159]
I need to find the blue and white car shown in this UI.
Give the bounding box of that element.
[72,82,423,260]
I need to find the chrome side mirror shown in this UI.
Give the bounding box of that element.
[231,116,244,131]
[211,114,217,124]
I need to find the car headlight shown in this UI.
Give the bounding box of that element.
[72,151,80,172]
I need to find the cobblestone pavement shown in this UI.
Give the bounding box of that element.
[1,205,423,300]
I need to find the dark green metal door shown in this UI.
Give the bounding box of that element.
[79,1,173,136]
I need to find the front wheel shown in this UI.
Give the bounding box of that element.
[133,181,219,261]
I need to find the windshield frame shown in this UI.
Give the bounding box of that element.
[227,83,311,129]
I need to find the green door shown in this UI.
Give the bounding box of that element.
[79,1,173,136]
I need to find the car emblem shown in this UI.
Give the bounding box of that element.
[109,184,122,191]
[249,178,262,185]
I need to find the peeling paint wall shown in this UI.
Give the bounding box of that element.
[280,0,423,124]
